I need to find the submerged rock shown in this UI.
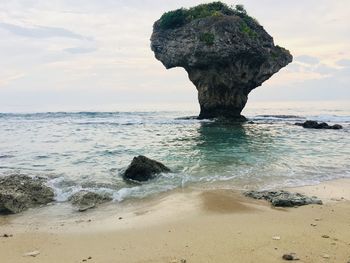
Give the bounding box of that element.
[244,190,322,207]
[0,174,54,214]
[69,191,112,212]
[295,120,343,130]
[123,155,171,182]
[151,2,292,119]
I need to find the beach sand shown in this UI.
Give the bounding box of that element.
[1,179,350,263]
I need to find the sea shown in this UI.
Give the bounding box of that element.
[0,101,349,204]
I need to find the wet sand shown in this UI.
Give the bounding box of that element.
[0,179,350,263]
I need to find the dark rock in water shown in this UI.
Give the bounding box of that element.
[295,120,343,130]
[0,175,54,214]
[244,190,322,207]
[123,155,171,182]
[69,191,112,212]
[151,3,292,119]
[331,124,343,130]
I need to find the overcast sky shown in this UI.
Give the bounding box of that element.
[0,0,349,112]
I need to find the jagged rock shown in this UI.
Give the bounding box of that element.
[123,155,171,182]
[295,120,343,130]
[151,2,292,119]
[0,174,54,214]
[69,191,112,212]
[244,190,322,207]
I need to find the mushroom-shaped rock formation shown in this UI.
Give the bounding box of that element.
[151,2,292,119]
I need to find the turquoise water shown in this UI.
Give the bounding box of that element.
[0,101,349,202]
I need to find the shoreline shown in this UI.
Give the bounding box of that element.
[1,178,350,262]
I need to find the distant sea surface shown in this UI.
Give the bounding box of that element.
[0,101,349,202]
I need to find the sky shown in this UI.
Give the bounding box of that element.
[0,0,349,112]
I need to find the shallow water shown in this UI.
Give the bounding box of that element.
[0,101,349,202]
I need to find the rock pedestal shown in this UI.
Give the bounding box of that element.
[151,4,292,119]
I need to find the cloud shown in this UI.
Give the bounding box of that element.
[0,0,349,111]
[64,47,97,54]
[0,71,25,88]
[295,55,320,65]
[285,53,342,77]
[0,22,91,40]
[337,59,350,67]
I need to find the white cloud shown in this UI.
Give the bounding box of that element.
[0,0,349,111]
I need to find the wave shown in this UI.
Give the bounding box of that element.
[251,114,350,123]
[0,155,14,159]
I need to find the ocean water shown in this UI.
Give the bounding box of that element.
[0,101,349,203]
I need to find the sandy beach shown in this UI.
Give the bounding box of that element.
[1,179,350,263]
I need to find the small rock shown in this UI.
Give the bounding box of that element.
[244,190,322,207]
[24,250,40,257]
[272,236,281,240]
[322,254,330,259]
[295,120,343,130]
[310,223,317,227]
[118,217,123,220]
[322,235,330,238]
[332,124,343,130]
[282,253,299,261]
[314,218,321,221]
[69,191,112,212]
[2,234,13,238]
[331,198,341,201]
[170,259,186,263]
[123,155,171,182]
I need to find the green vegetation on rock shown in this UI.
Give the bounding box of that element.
[159,1,258,30]
[200,32,215,45]
[159,8,187,29]
[240,21,258,38]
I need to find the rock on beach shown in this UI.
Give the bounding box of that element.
[123,155,171,182]
[0,174,54,214]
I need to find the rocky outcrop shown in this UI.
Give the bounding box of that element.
[69,191,112,212]
[0,175,54,214]
[244,190,322,207]
[151,3,292,119]
[123,155,171,182]
[295,120,343,130]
